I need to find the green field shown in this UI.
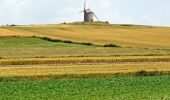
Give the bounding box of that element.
[0,37,169,58]
[0,75,170,100]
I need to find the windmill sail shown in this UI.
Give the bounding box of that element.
[93,13,100,21]
[84,0,86,11]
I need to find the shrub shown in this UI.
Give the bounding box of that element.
[9,24,17,27]
[105,21,109,24]
[41,37,51,41]
[134,70,168,76]
[80,42,93,46]
[50,39,62,42]
[63,22,67,24]
[31,36,37,38]
[103,44,119,47]
[120,24,133,27]
[63,40,73,43]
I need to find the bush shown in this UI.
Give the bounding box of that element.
[41,37,91,46]
[63,40,73,43]
[50,39,62,42]
[103,44,119,47]
[105,21,109,24]
[41,37,51,41]
[9,24,17,27]
[134,70,168,76]
[63,22,67,24]
[120,24,133,27]
[31,36,37,38]
[80,43,93,46]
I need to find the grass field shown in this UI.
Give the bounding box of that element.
[0,37,170,58]
[0,75,170,100]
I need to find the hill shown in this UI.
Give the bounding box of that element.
[0,23,170,99]
[1,23,170,49]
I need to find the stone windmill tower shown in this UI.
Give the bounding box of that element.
[80,0,99,22]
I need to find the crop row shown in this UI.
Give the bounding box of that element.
[0,57,170,65]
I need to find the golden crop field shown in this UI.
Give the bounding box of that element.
[0,56,170,65]
[0,56,170,77]
[1,23,170,49]
[0,63,170,77]
[0,28,24,36]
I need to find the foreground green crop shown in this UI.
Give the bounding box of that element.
[0,75,170,100]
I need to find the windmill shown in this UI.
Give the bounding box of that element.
[80,0,99,22]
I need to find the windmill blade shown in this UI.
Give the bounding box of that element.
[93,13,100,21]
[84,0,86,10]
[79,0,86,13]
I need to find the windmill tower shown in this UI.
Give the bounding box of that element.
[81,0,99,22]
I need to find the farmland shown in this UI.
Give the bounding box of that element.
[0,36,170,77]
[0,23,170,99]
[0,75,170,100]
[0,63,170,77]
[1,23,170,49]
[0,36,170,58]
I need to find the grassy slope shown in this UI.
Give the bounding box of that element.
[0,75,170,100]
[1,23,170,49]
[0,37,170,58]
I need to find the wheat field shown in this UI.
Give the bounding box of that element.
[0,56,170,77]
[0,56,170,65]
[0,63,170,77]
[1,23,170,49]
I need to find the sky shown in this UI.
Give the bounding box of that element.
[0,0,170,26]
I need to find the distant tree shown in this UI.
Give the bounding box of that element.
[9,24,17,27]
[105,21,109,24]
[63,22,67,24]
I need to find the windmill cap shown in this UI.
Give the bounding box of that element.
[85,9,93,13]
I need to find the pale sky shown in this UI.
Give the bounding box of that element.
[0,0,170,26]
